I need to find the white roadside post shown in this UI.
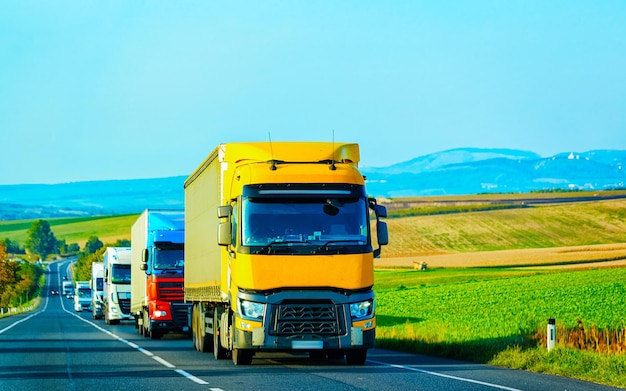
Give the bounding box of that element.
[547,318,556,351]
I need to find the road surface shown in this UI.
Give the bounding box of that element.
[0,260,621,391]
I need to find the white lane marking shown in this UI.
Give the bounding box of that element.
[367,359,524,391]
[52,261,216,388]
[175,369,210,385]
[153,355,176,368]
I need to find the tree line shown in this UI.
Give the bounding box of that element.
[0,242,43,311]
[1,219,129,313]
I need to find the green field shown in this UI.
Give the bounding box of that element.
[0,214,137,247]
[374,267,626,387]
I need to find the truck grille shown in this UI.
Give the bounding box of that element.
[157,281,184,301]
[118,297,131,315]
[172,303,190,327]
[270,302,345,336]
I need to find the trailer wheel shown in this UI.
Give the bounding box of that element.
[192,304,212,352]
[213,308,227,360]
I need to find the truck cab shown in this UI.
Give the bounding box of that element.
[62,280,73,298]
[131,210,190,339]
[91,262,104,319]
[73,281,92,312]
[103,247,132,325]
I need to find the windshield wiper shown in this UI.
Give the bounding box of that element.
[256,240,311,254]
[314,240,362,253]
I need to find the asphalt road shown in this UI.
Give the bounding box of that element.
[0,261,621,391]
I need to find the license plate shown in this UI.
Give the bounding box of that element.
[291,340,323,350]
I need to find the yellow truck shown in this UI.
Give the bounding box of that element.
[184,142,388,365]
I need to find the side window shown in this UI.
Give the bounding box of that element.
[231,201,238,247]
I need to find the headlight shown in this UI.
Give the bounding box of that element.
[350,299,374,319]
[239,299,265,320]
[153,310,167,318]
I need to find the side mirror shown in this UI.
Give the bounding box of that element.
[377,221,389,246]
[142,249,149,263]
[217,205,232,219]
[218,221,232,246]
[374,204,387,218]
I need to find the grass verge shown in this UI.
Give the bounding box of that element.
[374,267,626,388]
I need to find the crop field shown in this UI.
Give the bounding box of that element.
[381,198,626,258]
[373,267,626,386]
[375,267,625,339]
[0,214,137,247]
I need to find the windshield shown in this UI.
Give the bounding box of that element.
[241,196,370,254]
[110,264,131,284]
[77,288,91,298]
[154,248,184,270]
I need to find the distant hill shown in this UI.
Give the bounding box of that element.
[362,148,626,197]
[0,176,185,220]
[1,148,624,220]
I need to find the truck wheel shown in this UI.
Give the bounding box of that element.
[192,304,212,352]
[142,312,151,338]
[345,349,367,365]
[232,348,253,365]
[213,308,227,360]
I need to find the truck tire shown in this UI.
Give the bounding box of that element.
[140,311,152,338]
[213,308,227,360]
[231,348,253,365]
[345,349,367,365]
[192,304,212,352]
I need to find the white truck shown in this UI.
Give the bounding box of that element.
[91,262,105,319]
[103,247,133,325]
[62,280,74,298]
[73,281,92,312]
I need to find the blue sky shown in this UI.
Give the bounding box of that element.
[1,1,624,185]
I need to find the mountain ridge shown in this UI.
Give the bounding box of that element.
[1,148,624,220]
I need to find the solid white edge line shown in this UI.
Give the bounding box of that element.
[367,360,524,391]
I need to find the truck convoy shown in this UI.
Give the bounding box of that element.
[91,262,104,319]
[131,209,190,339]
[73,281,92,312]
[184,142,388,365]
[103,247,133,325]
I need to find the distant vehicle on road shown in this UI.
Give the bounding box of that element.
[74,281,92,312]
[103,247,132,325]
[91,262,105,319]
[62,280,73,297]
